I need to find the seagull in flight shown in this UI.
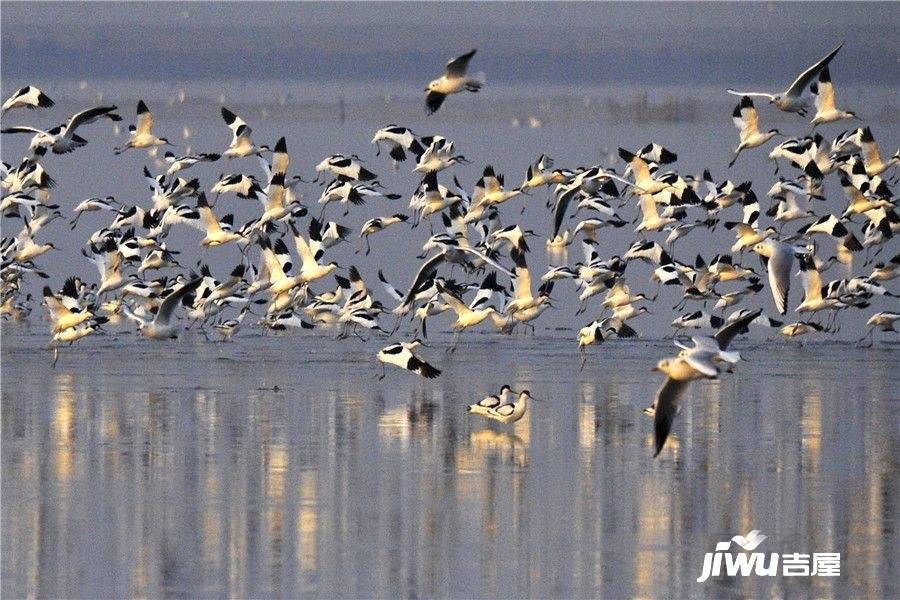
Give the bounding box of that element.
[425,49,483,114]
[727,43,842,115]
[649,310,761,456]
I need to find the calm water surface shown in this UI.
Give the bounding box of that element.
[2,326,896,598]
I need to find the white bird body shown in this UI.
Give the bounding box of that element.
[114,100,173,154]
[377,339,441,378]
[220,107,268,158]
[728,96,781,167]
[470,390,532,424]
[752,238,804,315]
[810,67,857,127]
[467,385,515,417]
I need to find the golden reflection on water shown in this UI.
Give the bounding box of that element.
[53,375,76,483]
[0,344,895,598]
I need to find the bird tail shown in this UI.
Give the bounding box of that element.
[419,362,441,378]
[467,72,486,91]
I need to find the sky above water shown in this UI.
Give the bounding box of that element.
[3,2,898,85]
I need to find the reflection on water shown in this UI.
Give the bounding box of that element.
[1,332,897,598]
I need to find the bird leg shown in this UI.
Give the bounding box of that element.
[447,331,460,354]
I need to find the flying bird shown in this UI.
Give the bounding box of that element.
[726,43,843,115]
[425,49,483,114]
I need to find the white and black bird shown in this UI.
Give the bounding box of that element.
[163,151,221,175]
[1,85,54,116]
[728,96,781,168]
[69,196,118,229]
[2,105,121,155]
[468,390,534,424]
[377,339,441,379]
[114,100,174,154]
[467,385,516,416]
[315,154,377,182]
[371,125,425,164]
[359,214,409,255]
[220,107,269,158]
[726,43,842,115]
[650,310,760,457]
[424,49,483,114]
[810,67,858,127]
[857,312,899,346]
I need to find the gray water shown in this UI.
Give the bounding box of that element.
[1,325,897,598]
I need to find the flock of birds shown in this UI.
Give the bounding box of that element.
[1,46,898,456]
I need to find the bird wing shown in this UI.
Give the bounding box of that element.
[445,49,476,77]
[510,249,532,301]
[458,246,514,278]
[221,107,250,141]
[551,184,577,238]
[1,126,46,135]
[261,243,287,281]
[785,43,842,98]
[638,195,661,222]
[400,253,445,309]
[154,278,202,324]
[491,403,516,417]
[767,246,793,315]
[135,101,153,136]
[265,174,286,211]
[43,292,75,320]
[683,352,719,378]
[425,92,447,115]
[407,353,440,378]
[811,68,837,113]
[798,256,823,302]
[732,96,758,137]
[66,105,119,132]
[726,89,776,101]
[439,286,470,316]
[652,377,689,456]
[714,309,762,349]
[197,197,223,234]
[377,270,405,301]
[292,230,317,270]
[483,168,502,194]
[270,137,289,176]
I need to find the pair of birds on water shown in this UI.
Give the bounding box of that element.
[467,385,534,424]
[377,341,532,424]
